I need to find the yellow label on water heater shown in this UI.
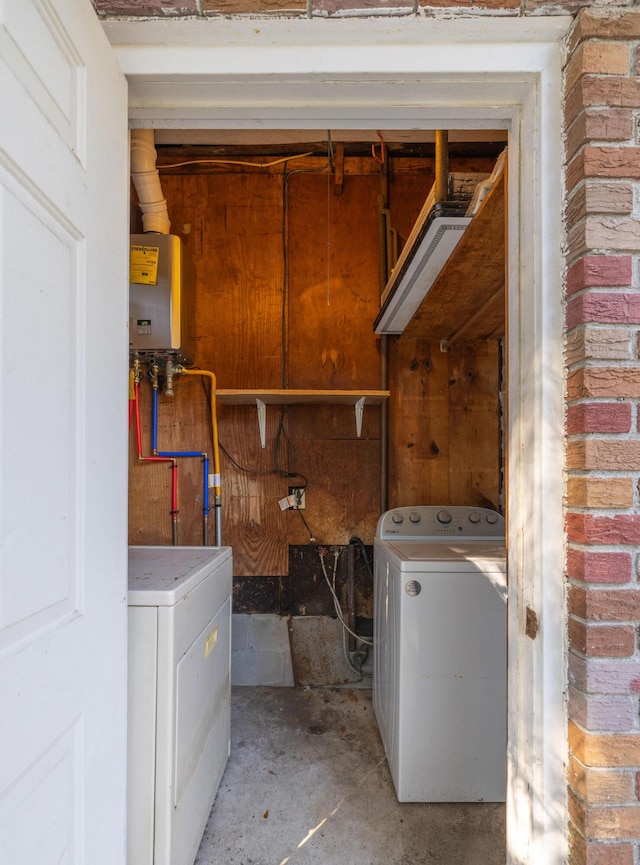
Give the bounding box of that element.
[130,245,159,285]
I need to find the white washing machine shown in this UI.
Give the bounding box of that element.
[127,545,233,865]
[373,506,506,803]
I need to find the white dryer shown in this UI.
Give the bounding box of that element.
[127,545,233,865]
[373,506,506,803]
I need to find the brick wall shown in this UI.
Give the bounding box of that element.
[89,0,640,16]
[565,9,640,865]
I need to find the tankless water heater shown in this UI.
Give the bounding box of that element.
[129,233,195,364]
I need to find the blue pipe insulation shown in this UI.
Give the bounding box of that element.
[203,456,210,514]
[157,450,210,515]
[150,386,212,543]
[152,388,158,454]
[157,451,204,457]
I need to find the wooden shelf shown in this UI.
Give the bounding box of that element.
[216,389,389,405]
[401,168,506,344]
[215,389,390,447]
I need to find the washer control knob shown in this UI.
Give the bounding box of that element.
[468,512,481,524]
[391,512,404,524]
[486,512,498,524]
[437,509,452,524]
[409,512,421,524]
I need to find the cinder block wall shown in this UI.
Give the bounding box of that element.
[99,0,640,860]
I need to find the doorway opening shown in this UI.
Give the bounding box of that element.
[110,15,568,864]
[128,127,508,862]
[129,123,507,865]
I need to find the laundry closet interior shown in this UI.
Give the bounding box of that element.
[127,127,508,865]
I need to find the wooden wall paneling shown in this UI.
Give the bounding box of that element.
[156,380,211,544]
[388,171,432,252]
[161,172,285,386]
[218,404,288,576]
[128,381,206,546]
[284,169,384,542]
[129,155,502,575]
[286,404,382,545]
[388,339,451,507]
[157,171,290,574]
[286,171,381,390]
[446,341,501,510]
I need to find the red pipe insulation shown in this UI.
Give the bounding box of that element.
[132,380,179,543]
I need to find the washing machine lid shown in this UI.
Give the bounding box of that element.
[128,545,232,606]
[378,539,506,573]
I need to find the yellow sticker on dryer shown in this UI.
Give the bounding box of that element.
[205,625,218,658]
[130,245,159,285]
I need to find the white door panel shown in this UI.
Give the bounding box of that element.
[0,1,128,863]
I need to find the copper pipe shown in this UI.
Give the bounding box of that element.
[434,130,449,203]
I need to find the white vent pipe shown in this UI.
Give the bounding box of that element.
[131,129,171,234]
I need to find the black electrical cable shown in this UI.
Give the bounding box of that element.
[296,508,316,543]
[273,409,309,486]
[200,374,308,484]
[349,536,374,581]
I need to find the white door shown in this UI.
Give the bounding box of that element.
[0,2,129,863]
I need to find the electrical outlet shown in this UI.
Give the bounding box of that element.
[288,487,306,510]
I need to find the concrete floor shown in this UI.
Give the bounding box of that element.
[195,687,505,865]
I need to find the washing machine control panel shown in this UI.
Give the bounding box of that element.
[376,505,505,540]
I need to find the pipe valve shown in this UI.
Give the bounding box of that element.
[165,358,177,396]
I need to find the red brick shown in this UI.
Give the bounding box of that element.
[569,816,635,865]
[565,328,632,364]
[566,402,632,434]
[590,842,636,865]
[204,0,305,9]
[567,513,640,546]
[569,584,640,621]
[570,783,587,839]
[568,651,640,696]
[565,43,631,97]
[570,619,635,658]
[566,183,635,225]
[573,217,640,257]
[585,804,640,841]
[567,476,635,510]
[565,77,640,129]
[567,550,633,584]
[570,653,640,696]
[93,0,198,12]
[568,218,640,259]
[569,686,638,732]
[566,109,634,161]
[568,9,640,53]
[567,439,640,472]
[566,256,633,297]
[567,294,640,329]
[589,623,635,657]
[419,0,518,6]
[570,719,640,767]
[567,367,640,400]
[584,146,640,179]
[526,0,584,13]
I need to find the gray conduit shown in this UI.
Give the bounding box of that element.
[378,162,391,514]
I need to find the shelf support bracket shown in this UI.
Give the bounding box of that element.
[256,398,266,448]
[355,396,366,438]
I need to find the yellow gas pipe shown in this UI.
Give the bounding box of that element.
[180,368,222,546]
